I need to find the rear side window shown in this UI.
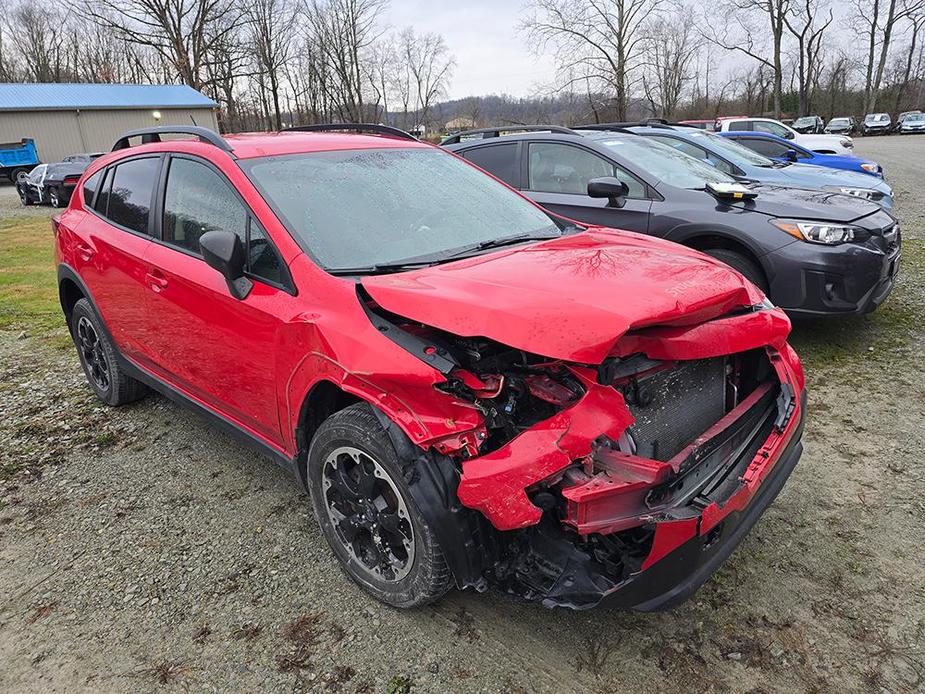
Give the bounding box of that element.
[82,170,103,206]
[739,138,788,157]
[463,144,520,187]
[94,168,114,215]
[163,157,286,287]
[107,158,159,234]
[727,120,751,131]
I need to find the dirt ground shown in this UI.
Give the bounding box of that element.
[1,137,923,694]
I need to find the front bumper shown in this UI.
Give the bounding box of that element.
[606,401,803,610]
[763,234,901,316]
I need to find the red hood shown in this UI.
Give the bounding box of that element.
[361,228,766,363]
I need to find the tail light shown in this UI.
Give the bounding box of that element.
[63,176,81,186]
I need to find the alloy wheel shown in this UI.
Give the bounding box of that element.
[321,446,415,582]
[76,316,110,391]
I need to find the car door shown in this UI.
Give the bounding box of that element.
[72,157,160,361]
[25,164,46,200]
[142,154,296,446]
[523,142,651,231]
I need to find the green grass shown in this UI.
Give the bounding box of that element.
[0,214,69,347]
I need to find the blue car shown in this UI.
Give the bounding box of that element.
[717,131,883,178]
[617,124,894,210]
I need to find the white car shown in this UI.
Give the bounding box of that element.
[716,117,854,155]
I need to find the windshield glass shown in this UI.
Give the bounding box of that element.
[828,118,849,126]
[866,114,888,122]
[671,129,776,167]
[793,117,815,126]
[597,135,735,189]
[241,147,560,272]
[907,114,925,122]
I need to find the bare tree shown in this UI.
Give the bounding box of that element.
[78,0,245,90]
[784,0,834,116]
[398,28,455,130]
[702,0,791,117]
[246,0,295,130]
[641,9,700,118]
[892,5,925,112]
[853,0,925,114]
[522,0,667,121]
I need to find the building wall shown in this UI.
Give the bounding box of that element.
[0,108,220,162]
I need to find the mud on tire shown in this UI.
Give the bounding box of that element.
[307,403,452,608]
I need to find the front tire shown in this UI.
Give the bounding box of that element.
[48,187,63,208]
[307,403,451,608]
[703,248,769,293]
[70,299,148,406]
[18,187,32,206]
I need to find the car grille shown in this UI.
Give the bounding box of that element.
[626,358,727,461]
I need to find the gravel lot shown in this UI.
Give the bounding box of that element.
[1,137,924,693]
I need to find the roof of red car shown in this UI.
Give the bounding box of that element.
[224,131,431,159]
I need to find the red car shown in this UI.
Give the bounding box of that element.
[54,124,806,610]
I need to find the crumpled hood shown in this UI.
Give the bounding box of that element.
[362,228,766,364]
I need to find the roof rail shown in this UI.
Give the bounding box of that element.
[578,119,681,131]
[440,125,580,145]
[282,123,418,141]
[112,125,234,154]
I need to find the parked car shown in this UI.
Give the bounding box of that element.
[57,124,807,611]
[791,115,824,134]
[898,112,925,134]
[717,131,883,178]
[862,113,892,135]
[443,125,900,316]
[894,110,922,132]
[716,116,854,154]
[0,137,40,183]
[18,154,100,207]
[624,123,893,209]
[825,117,856,135]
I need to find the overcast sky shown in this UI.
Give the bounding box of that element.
[385,1,559,100]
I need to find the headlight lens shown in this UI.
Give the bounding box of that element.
[860,162,879,173]
[822,185,876,200]
[771,219,860,245]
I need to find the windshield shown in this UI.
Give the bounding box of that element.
[794,117,815,126]
[241,147,561,272]
[828,118,849,126]
[597,135,735,189]
[866,114,888,122]
[907,114,925,122]
[668,129,776,167]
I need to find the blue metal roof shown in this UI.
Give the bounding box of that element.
[0,83,218,111]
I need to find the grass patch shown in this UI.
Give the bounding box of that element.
[0,214,67,347]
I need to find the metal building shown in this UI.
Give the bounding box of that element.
[0,84,219,163]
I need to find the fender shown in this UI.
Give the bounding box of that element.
[663,222,774,259]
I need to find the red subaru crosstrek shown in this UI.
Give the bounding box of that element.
[54,124,806,610]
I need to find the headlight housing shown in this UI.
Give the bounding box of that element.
[822,185,878,200]
[771,219,861,245]
[860,162,880,174]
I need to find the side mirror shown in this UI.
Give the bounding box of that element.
[199,230,252,300]
[785,149,798,162]
[588,177,630,208]
[785,130,795,140]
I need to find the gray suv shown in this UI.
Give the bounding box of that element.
[443,126,901,317]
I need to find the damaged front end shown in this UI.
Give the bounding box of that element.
[362,288,805,610]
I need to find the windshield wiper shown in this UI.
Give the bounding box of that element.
[440,231,562,260]
[327,259,439,276]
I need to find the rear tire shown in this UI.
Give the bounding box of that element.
[307,403,452,608]
[70,299,148,406]
[703,248,769,293]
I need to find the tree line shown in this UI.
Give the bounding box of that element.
[0,0,922,133]
[0,0,455,133]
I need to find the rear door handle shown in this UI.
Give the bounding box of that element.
[145,272,168,293]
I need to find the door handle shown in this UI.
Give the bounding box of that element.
[75,242,93,262]
[145,272,168,293]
